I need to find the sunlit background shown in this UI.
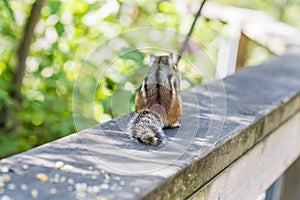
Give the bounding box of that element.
[0,0,299,158]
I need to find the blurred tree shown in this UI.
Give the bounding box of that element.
[2,0,47,136]
[1,0,299,158]
[13,0,47,101]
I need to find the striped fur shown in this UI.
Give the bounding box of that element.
[129,53,182,146]
[128,109,164,146]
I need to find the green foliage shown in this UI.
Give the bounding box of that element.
[0,0,299,158]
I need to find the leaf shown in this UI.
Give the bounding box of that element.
[105,77,116,91]
[158,1,176,14]
[49,1,61,14]
[2,0,16,22]
[55,21,65,35]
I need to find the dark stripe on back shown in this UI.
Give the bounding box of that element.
[144,76,148,98]
[156,83,160,104]
[155,58,161,104]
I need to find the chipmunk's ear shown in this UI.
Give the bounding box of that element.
[168,53,175,66]
[149,53,156,65]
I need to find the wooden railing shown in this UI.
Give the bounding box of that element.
[0,53,299,200]
[1,3,300,200]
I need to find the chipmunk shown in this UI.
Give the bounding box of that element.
[128,53,182,146]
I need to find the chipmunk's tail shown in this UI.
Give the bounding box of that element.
[128,109,164,146]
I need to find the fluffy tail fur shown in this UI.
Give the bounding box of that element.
[128,109,164,146]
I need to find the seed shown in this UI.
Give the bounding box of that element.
[63,164,73,170]
[67,178,74,185]
[36,173,48,182]
[2,175,10,182]
[17,158,22,163]
[31,189,38,198]
[100,183,109,190]
[55,161,64,169]
[7,183,16,190]
[91,175,97,180]
[92,186,101,194]
[60,176,66,183]
[87,186,93,193]
[0,195,11,200]
[22,164,28,170]
[20,184,28,190]
[0,167,9,173]
[75,183,87,192]
[104,174,110,180]
[0,182,4,188]
[134,187,140,193]
[74,183,80,191]
[50,188,57,194]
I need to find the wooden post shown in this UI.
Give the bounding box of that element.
[215,24,241,79]
[236,33,250,70]
[280,157,300,200]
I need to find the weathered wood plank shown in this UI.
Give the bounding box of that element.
[189,111,300,200]
[0,54,300,199]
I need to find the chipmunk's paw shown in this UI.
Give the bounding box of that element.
[164,122,181,129]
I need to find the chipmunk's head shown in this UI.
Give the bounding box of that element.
[149,53,177,71]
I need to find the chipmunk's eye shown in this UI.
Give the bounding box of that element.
[172,65,177,70]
